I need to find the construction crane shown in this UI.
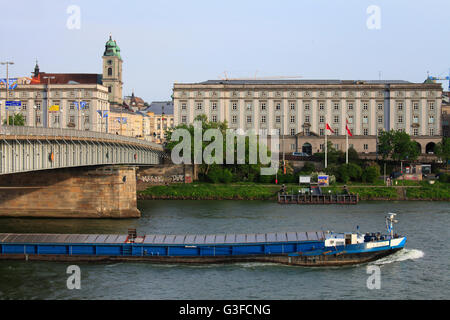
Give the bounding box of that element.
[426,70,450,91]
[219,71,302,81]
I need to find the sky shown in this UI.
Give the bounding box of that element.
[0,0,449,103]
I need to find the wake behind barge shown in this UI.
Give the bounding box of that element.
[0,214,405,267]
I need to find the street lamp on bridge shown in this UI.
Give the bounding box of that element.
[1,61,14,126]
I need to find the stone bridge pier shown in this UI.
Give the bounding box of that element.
[0,166,140,218]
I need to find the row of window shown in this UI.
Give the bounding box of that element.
[181,101,438,112]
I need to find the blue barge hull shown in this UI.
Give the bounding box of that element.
[0,231,406,266]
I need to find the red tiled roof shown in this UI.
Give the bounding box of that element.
[31,73,102,85]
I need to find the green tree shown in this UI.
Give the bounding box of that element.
[362,166,381,184]
[377,130,420,162]
[166,114,271,182]
[3,113,25,126]
[435,137,450,168]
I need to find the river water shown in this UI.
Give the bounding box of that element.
[0,201,448,300]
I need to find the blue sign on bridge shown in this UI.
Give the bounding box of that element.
[5,101,21,107]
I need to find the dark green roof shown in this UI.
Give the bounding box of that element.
[103,36,122,59]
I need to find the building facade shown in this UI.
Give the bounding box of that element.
[0,81,110,132]
[173,80,442,154]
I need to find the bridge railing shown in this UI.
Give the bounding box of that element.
[0,125,164,151]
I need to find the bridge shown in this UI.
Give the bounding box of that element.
[0,126,168,219]
[0,126,165,175]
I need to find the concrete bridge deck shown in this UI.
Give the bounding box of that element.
[0,126,166,175]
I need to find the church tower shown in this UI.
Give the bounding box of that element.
[102,35,123,107]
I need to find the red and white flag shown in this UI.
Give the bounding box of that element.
[326,123,334,133]
[346,119,353,137]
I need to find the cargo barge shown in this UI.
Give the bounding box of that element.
[0,214,405,266]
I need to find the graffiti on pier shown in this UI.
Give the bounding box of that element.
[138,175,186,184]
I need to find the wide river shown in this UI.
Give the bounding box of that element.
[0,201,448,300]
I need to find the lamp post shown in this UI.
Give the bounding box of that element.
[42,76,55,128]
[1,61,14,126]
[33,105,38,127]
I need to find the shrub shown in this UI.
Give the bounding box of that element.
[362,166,380,183]
[221,169,233,184]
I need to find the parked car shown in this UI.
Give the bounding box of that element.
[390,171,403,179]
[292,152,310,157]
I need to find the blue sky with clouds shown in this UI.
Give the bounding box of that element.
[0,0,449,102]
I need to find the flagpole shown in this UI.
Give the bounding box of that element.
[346,127,349,164]
[325,125,328,169]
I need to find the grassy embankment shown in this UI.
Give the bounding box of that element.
[138,181,450,201]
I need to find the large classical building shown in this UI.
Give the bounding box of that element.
[0,36,124,132]
[173,79,443,155]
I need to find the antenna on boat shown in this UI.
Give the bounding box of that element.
[386,213,398,238]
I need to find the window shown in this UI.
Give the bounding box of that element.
[363,116,368,124]
[181,103,187,110]
[430,128,434,136]
[334,116,339,124]
[181,116,187,123]
[334,102,339,110]
[413,102,419,110]
[348,116,353,124]
[305,128,310,135]
[398,116,403,123]
[378,128,383,136]
[319,116,325,123]
[21,103,27,111]
[247,116,252,123]
[69,115,75,123]
[364,144,369,150]
[413,116,419,124]
[108,87,112,93]
[348,103,353,110]
[54,115,60,124]
[276,116,281,123]
[260,102,266,111]
[196,102,202,110]
[429,102,435,110]
[211,115,217,123]
[363,129,369,136]
[211,102,217,110]
[378,116,383,124]
[320,144,324,150]
[334,129,339,136]
[290,102,295,110]
[363,102,368,111]
[276,102,281,110]
[335,144,340,150]
[108,68,112,76]
[291,144,296,150]
[261,115,266,123]
[290,128,296,136]
[290,116,295,123]
[246,102,252,111]
[232,102,237,110]
[319,102,325,110]
[36,115,41,124]
[305,116,310,123]
[304,103,310,111]
[320,129,324,136]
[36,102,41,110]
[413,128,419,136]
[397,103,403,111]
[232,115,237,123]
[429,116,434,124]
[377,103,383,111]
